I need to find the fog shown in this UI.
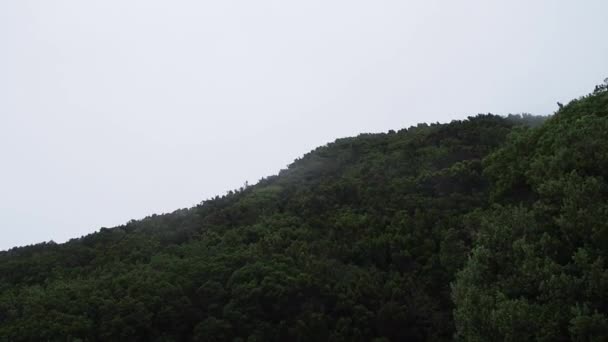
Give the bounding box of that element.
[1,0,607,250]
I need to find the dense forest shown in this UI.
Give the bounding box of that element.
[1,83,607,341]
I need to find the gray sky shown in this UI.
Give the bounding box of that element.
[1,0,607,251]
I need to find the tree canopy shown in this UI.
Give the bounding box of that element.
[1,85,607,341]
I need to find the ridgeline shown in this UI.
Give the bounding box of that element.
[1,85,607,341]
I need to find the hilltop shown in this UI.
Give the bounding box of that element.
[1,85,607,341]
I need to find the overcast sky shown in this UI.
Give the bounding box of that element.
[1,0,607,250]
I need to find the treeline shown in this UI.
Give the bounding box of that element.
[0,86,606,341]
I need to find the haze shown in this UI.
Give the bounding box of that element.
[1,0,607,250]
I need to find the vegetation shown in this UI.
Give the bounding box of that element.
[453,85,608,341]
[0,85,606,341]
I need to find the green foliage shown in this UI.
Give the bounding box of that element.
[453,89,608,341]
[3,86,607,341]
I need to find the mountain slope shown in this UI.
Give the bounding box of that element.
[453,87,608,341]
[1,86,606,341]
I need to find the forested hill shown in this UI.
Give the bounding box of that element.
[1,85,607,341]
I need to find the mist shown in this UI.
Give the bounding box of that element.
[1,0,607,250]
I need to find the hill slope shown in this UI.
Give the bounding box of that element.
[1,86,606,341]
[453,86,608,341]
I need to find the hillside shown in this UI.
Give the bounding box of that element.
[1,86,607,341]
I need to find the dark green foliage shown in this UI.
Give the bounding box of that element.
[453,88,608,341]
[2,85,608,341]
